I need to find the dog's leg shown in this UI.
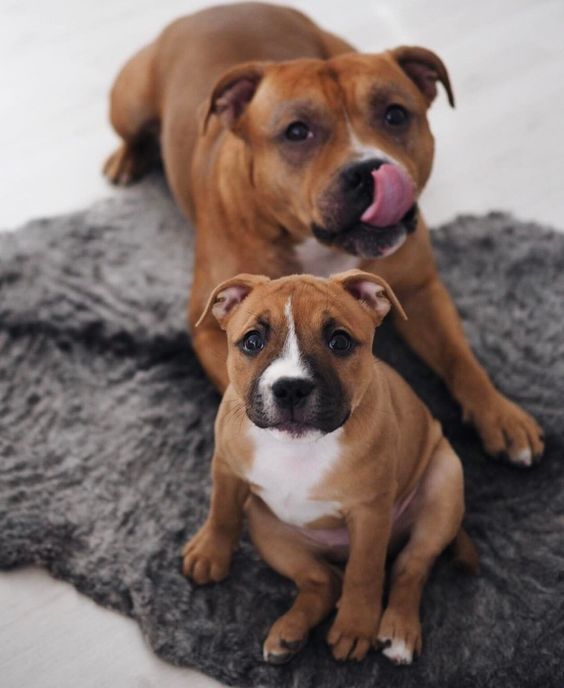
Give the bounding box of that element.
[377,439,464,665]
[394,271,544,465]
[103,43,161,186]
[182,457,248,584]
[246,497,341,664]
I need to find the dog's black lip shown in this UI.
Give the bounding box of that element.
[312,204,418,258]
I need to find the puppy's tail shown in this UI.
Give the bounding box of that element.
[449,527,480,575]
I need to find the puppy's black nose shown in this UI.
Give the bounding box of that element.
[272,378,315,409]
[342,158,384,203]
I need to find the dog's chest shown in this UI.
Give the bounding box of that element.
[295,238,359,278]
[246,427,342,527]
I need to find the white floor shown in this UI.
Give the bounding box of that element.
[1,0,563,686]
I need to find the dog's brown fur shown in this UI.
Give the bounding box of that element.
[183,271,477,663]
[104,2,543,464]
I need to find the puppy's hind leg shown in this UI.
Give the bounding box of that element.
[377,439,465,665]
[103,43,161,185]
[246,497,342,664]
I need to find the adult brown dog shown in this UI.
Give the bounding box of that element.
[104,2,543,465]
[183,270,478,663]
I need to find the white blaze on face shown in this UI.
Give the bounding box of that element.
[345,112,406,171]
[259,297,310,392]
[348,120,392,164]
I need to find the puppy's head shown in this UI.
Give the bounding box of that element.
[198,271,406,441]
[202,47,453,259]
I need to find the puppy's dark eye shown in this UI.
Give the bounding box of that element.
[384,104,409,127]
[241,330,264,355]
[285,121,313,142]
[328,330,354,355]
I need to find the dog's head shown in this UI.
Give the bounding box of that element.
[202,48,454,259]
[197,271,406,441]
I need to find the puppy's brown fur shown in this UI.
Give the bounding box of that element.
[183,271,477,664]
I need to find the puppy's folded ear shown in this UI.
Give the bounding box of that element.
[200,62,267,134]
[331,269,407,326]
[389,46,455,108]
[196,273,270,329]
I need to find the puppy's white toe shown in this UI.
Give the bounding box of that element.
[382,638,413,665]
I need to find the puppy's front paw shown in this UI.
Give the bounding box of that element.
[327,602,380,662]
[464,393,544,467]
[182,525,234,584]
[376,607,421,665]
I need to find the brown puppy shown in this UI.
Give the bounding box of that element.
[183,270,477,664]
[104,2,543,466]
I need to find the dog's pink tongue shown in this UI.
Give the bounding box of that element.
[360,164,415,227]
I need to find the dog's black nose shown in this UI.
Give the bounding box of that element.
[341,158,384,203]
[272,377,315,409]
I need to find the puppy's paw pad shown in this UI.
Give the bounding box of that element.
[382,638,413,665]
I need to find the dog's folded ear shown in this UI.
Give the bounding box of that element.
[200,62,266,134]
[389,46,455,108]
[196,273,270,329]
[331,269,407,325]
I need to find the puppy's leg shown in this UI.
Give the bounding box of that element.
[247,497,341,664]
[183,456,248,584]
[377,439,464,665]
[103,43,161,185]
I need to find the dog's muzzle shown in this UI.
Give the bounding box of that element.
[313,158,418,259]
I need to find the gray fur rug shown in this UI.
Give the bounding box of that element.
[1,176,563,688]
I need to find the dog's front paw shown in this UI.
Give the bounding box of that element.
[327,601,380,662]
[377,607,421,665]
[182,524,234,584]
[464,392,544,467]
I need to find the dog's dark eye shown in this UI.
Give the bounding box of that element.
[328,330,354,355]
[241,330,264,355]
[285,121,312,142]
[384,104,409,127]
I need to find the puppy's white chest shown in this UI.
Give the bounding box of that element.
[246,426,343,527]
[296,238,359,278]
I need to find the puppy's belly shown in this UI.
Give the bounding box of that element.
[295,487,418,552]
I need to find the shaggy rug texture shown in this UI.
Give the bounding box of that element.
[1,176,563,688]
